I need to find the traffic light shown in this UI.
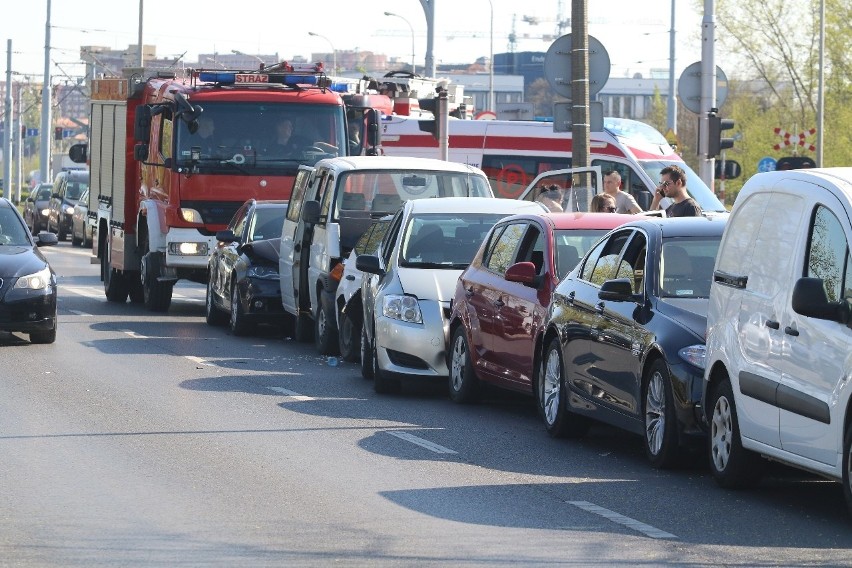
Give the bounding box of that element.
[714,160,742,180]
[708,113,735,157]
[20,124,26,138]
[55,126,63,141]
[417,91,448,141]
[776,156,816,170]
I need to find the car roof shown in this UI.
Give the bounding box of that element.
[313,155,487,176]
[619,215,728,238]
[57,169,89,181]
[255,200,288,207]
[0,197,13,209]
[496,211,638,230]
[403,197,546,215]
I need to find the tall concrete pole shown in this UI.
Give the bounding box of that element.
[667,0,677,134]
[3,40,12,200]
[488,0,494,112]
[699,0,715,188]
[571,0,590,170]
[39,0,52,188]
[419,0,436,77]
[816,0,824,167]
[137,0,144,67]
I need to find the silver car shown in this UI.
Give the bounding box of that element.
[356,197,546,393]
[71,188,93,247]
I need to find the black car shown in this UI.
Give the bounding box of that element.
[0,198,59,343]
[23,183,53,234]
[205,199,288,336]
[48,169,89,241]
[537,216,726,468]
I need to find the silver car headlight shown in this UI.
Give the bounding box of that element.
[247,265,279,280]
[65,205,75,215]
[383,294,422,324]
[14,267,52,290]
[678,344,706,370]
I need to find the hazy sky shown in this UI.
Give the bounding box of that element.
[1,0,705,80]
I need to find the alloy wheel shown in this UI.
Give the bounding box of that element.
[542,349,562,426]
[450,335,466,392]
[645,370,666,455]
[711,393,733,472]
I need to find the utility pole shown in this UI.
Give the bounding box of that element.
[39,0,52,188]
[698,0,716,188]
[419,0,436,77]
[667,0,677,134]
[3,40,12,200]
[571,0,590,171]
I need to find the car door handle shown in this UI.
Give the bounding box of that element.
[346,275,355,281]
[784,326,799,337]
[494,299,505,308]
[595,302,605,314]
[766,319,780,329]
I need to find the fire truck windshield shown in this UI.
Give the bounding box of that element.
[175,102,346,173]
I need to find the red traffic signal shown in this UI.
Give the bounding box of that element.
[776,156,816,170]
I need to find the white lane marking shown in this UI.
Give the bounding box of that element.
[67,309,92,317]
[185,356,212,366]
[62,286,104,299]
[568,501,677,539]
[119,329,149,339]
[387,431,458,454]
[267,386,315,401]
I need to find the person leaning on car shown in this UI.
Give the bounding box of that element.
[650,164,702,217]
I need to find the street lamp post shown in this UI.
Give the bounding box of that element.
[231,50,265,70]
[308,31,336,74]
[487,0,494,112]
[384,11,416,75]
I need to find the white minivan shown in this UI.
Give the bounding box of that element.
[279,156,493,354]
[703,167,852,515]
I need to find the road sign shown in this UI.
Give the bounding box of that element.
[25,128,38,137]
[758,156,777,172]
[544,34,611,99]
[677,62,729,114]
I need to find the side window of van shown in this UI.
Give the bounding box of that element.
[286,169,313,223]
[481,155,570,199]
[319,175,335,222]
[806,205,851,302]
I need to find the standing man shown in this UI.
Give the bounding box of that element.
[650,165,702,217]
[603,170,642,214]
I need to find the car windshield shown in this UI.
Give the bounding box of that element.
[175,102,346,174]
[639,160,726,213]
[65,180,88,201]
[554,229,609,278]
[36,185,53,200]
[0,206,31,246]
[659,237,721,298]
[335,170,492,220]
[249,205,287,241]
[400,213,508,268]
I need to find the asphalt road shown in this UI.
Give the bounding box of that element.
[1,241,851,567]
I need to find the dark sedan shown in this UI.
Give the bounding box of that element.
[23,183,53,234]
[448,211,635,403]
[0,198,59,343]
[205,199,288,336]
[539,216,726,468]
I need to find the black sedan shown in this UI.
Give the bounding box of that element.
[23,183,53,234]
[538,216,726,468]
[0,198,59,343]
[205,199,288,336]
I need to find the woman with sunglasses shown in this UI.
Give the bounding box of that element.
[649,165,703,217]
[591,193,617,213]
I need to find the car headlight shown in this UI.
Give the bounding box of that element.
[383,294,422,323]
[247,265,279,280]
[14,267,52,290]
[678,344,706,370]
[181,208,204,223]
[40,208,50,216]
[65,206,75,215]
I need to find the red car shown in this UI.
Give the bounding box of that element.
[447,211,635,403]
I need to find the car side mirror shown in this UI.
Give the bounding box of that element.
[216,229,237,244]
[356,254,384,276]
[792,277,848,323]
[598,278,636,301]
[301,200,321,226]
[52,193,60,199]
[36,232,58,247]
[133,143,149,162]
[505,261,540,287]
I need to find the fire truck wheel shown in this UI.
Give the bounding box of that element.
[141,249,173,312]
[103,244,129,303]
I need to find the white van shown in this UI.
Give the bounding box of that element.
[703,167,852,515]
[378,115,727,214]
[279,155,492,354]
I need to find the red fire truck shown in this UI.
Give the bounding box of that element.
[84,64,380,311]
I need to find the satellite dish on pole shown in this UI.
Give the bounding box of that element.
[543,34,611,99]
[677,62,729,114]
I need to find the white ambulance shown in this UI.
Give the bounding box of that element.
[378,115,726,214]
